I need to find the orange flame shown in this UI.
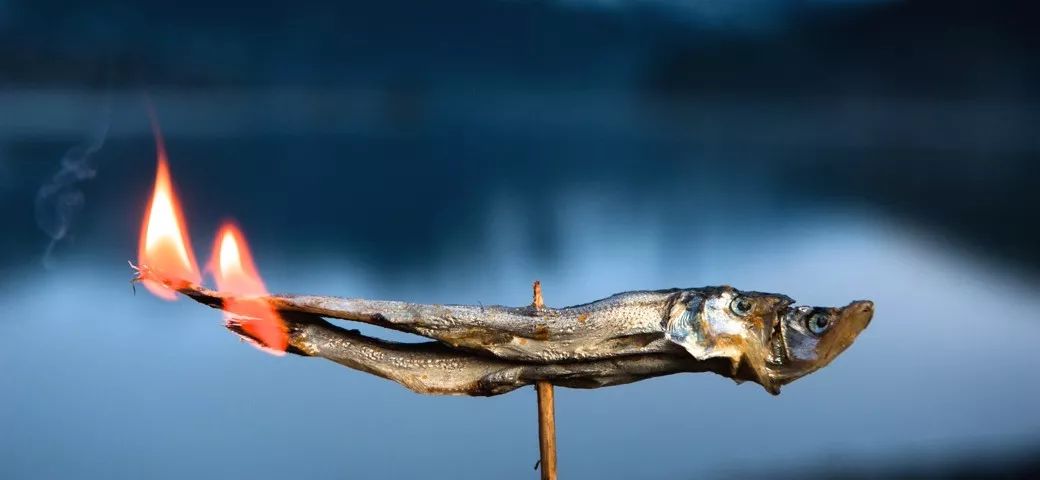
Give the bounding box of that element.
[210,223,289,354]
[138,129,201,299]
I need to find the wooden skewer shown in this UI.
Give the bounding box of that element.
[536,381,558,480]
[532,281,558,480]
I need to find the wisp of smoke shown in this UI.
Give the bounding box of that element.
[34,98,111,268]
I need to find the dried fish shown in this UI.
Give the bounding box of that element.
[153,274,872,395]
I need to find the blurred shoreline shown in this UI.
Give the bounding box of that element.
[2,88,1038,153]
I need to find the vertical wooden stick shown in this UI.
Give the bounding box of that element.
[532,281,558,480]
[536,381,558,480]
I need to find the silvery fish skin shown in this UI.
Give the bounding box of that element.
[153,271,873,394]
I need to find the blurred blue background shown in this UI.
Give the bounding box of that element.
[2,0,1039,478]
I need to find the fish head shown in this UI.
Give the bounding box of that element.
[665,286,873,394]
[765,300,874,388]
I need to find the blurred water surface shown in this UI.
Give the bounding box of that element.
[2,148,1039,478]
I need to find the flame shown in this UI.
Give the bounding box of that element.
[210,223,289,354]
[137,129,200,299]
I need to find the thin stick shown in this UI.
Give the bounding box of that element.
[532,281,558,480]
[536,381,558,480]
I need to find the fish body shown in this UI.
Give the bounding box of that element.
[168,279,872,394]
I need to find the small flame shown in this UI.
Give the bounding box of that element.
[137,127,200,299]
[211,223,289,354]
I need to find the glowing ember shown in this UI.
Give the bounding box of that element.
[210,223,289,354]
[137,127,200,299]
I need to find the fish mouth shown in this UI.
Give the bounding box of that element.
[767,301,794,366]
[851,300,875,326]
[831,300,874,343]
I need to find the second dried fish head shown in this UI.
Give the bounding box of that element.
[765,300,874,388]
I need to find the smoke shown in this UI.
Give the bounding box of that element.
[34,98,110,268]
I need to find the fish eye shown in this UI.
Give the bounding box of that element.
[730,296,754,316]
[807,312,831,335]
